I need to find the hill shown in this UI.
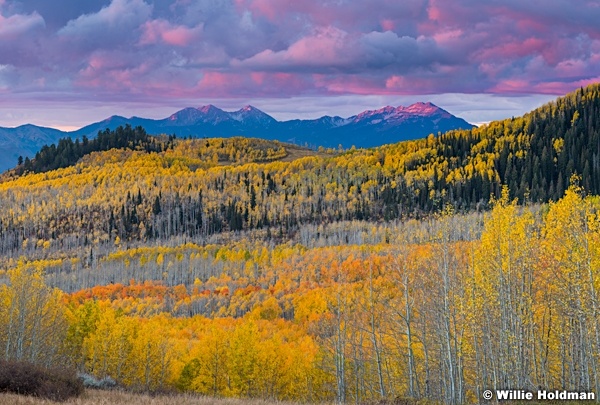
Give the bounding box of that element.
[0,102,473,172]
[0,125,65,174]
[2,84,598,247]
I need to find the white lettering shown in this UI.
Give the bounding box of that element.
[497,390,511,400]
[537,390,596,400]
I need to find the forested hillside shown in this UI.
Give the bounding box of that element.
[13,125,172,175]
[1,84,600,404]
[1,84,599,253]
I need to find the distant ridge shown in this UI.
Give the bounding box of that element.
[0,102,474,172]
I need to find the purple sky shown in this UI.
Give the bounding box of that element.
[1,0,599,130]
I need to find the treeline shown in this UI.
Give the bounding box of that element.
[362,83,600,212]
[3,184,600,403]
[15,125,172,175]
[434,83,600,205]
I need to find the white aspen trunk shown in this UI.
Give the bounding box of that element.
[404,276,418,398]
[368,264,386,399]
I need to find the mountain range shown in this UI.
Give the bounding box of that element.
[0,102,474,172]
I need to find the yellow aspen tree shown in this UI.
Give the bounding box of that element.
[189,323,230,396]
[0,263,68,367]
[542,181,600,391]
[83,306,134,382]
[472,187,537,392]
[127,316,174,391]
[226,319,260,397]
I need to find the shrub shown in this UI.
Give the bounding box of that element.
[0,360,83,402]
[78,372,117,390]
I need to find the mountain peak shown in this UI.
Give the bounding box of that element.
[352,102,452,124]
[235,105,263,115]
[197,104,226,114]
[166,105,229,125]
[405,102,449,116]
[230,105,276,125]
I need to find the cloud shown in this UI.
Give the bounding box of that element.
[0,9,45,66]
[0,10,45,38]
[139,19,203,46]
[235,28,449,76]
[58,0,152,49]
[360,31,448,70]
[238,0,428,33]
[195,70,310,98]
[0,0,598,118]
[233,27,356,72]
[0,64,17,90]
[9,1,110,29]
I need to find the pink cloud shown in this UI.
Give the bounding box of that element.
[239,0,318,22]
[1,0,600,108]
[76,53,140,90]
[386,75,414,91]
[489,79,532,94]
[312,74,389,95]
[250,72,266,85]
[242,0,282,21]
[197,71,232,90]
[381,19,395,31]
[532,77,600,94]
[140,19,202,46]
[424,0,482,28]
[432,29,463,45]
[491,77,600,95]
[234,26,355,70]
[196,71,309,98]
[384,71,469,95]
[281,27,349,64]
[427,3,442,22]
[238,0,426,34]
[474,37,548,63]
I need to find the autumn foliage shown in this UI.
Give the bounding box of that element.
[2,84,600,403]
[1,182,599,402]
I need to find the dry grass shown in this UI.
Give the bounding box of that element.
[214,143,331,166]
[278,145,332,162]
[0,389,294,405]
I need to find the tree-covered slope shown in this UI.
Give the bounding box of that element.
[13,125,170,175]
[0,84,599,258]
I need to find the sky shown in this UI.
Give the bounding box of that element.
[0,0,599,130]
